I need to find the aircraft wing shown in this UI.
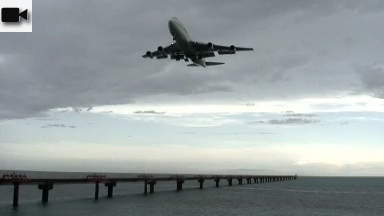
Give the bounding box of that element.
[142,43,181,59]
[192,42,253,55]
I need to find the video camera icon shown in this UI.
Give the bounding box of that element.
[1,8,28,23]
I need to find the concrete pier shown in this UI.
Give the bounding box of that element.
[94,182,100,200]
[1,172,298,207]
[149,181,155,193]
[105,182,116,198]
[246,178,251,184]
[144,181,148,194]
[227,178,233,186]
[176,179,184,191]
[198,179,204,189]
[38,182,53,203]
[13,183,19,207]
[214,179,220,188]
[237,178,243,185]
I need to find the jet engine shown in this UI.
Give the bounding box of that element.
[230,45,236,53]
[217,45,237,55]
[207,42,214,50]
[146,51,153,58]
[158,46,164,52]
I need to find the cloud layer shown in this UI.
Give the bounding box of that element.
[1,1,384,119]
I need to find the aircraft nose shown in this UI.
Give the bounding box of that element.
[168,19,175,29]
[168,19,176,34]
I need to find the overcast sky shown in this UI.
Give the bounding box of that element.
[1,0,384,176]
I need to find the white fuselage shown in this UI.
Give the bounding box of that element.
[168,17,206,67]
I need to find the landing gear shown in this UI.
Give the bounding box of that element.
[184,58,189,62]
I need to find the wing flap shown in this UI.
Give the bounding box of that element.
[205,62,225,66]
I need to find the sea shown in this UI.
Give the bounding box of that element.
[0,171,383,216]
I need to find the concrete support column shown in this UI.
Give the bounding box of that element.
[227,179,232,186]
[104,182,116,198]
[149,182,155,193]
[198,179,204,189]
[176,180,184,191]
[214,179,220,188]
[13,183,19,207]
[144,181,148,194]
[94,182,99,200]
[38,182,53,203]
[238,178,243,185]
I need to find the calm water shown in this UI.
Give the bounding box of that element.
[0,171,383,216]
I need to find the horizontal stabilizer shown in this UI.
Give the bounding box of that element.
[205,62,225,66]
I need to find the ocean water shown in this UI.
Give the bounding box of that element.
[0,172,383,216]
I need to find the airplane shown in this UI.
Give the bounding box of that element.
[142,17,254,67]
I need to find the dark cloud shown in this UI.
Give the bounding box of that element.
[134,110,165,115]
[1,0,384,119]
[41,124,76,128]
[72,108,83,113]
[356,65,384,98]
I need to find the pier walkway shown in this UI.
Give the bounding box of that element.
[1,172,297,207]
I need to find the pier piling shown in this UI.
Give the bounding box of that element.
[149,181,155,193]
[105,182,116,198]
[198,179,204,189]
[214,179,220,188]
[237,178,243,185]
[94,182,99,200]
[144,181,148,194]
[13,183,19,207]
[176,180,184,191]
[227,178,232,186]
[38,182,53,203]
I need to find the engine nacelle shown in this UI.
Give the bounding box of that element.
[230,45,236,53]
[218,45,236,55]
[157,46,164,52]
[146,51,153,58]
[207,42,214,50]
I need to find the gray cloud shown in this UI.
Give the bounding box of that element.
[134,110,165,115]
[269,118,320,125]
[1,0,384,119]
[356,65,384,98]
[41,124,76,128]
[284,113,318,117]
[248,118,320,125]
[34,118,62,121]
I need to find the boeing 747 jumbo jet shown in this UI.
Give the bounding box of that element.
[142,17,254,67]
